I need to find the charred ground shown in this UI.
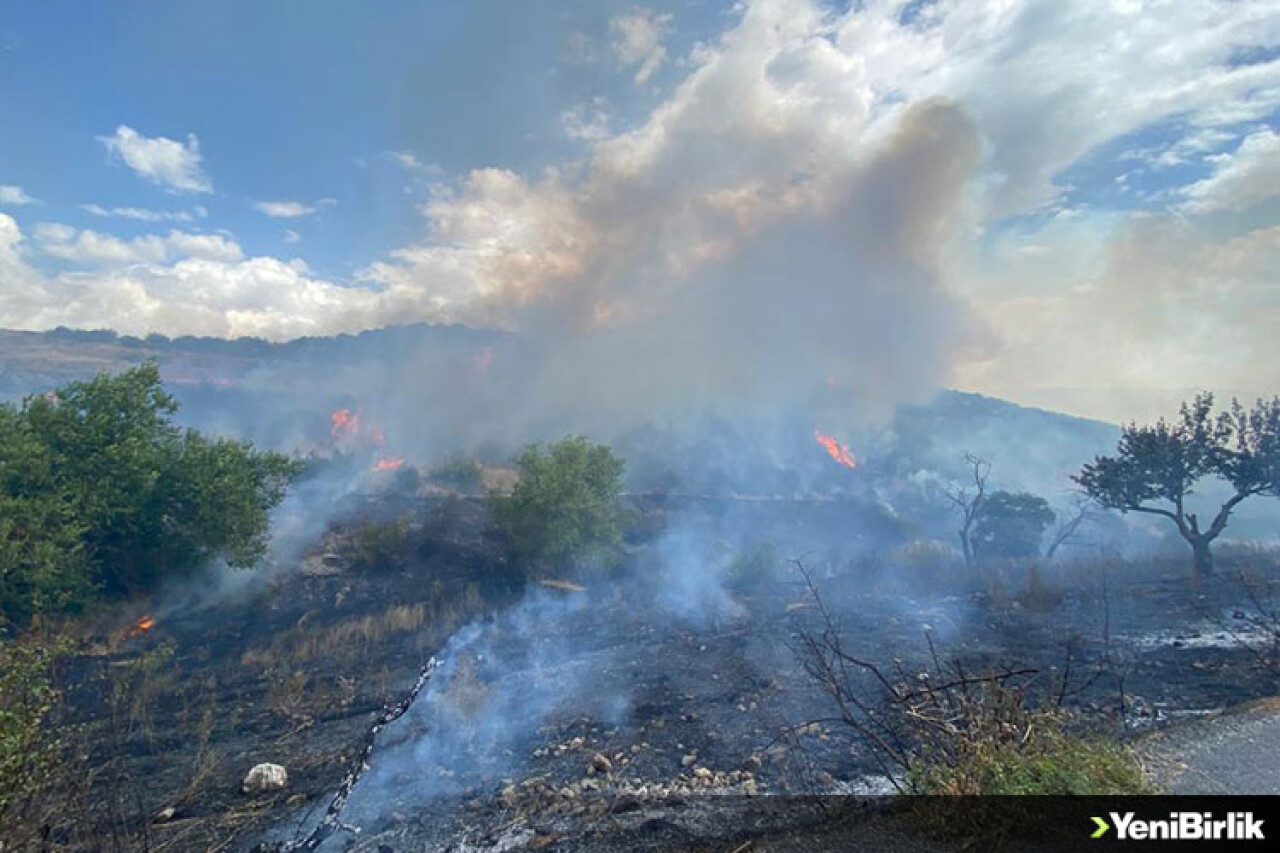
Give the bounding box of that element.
[25,486,1280,853]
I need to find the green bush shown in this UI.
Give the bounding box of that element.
[972,491,1055,559]
[0,640,68,825]
[488,436,627,571]
[910,718,1150,795]
[0,363,303,623]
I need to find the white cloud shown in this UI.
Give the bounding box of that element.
[81,203,194,222]
[0,184,37,205]
[283,229,301,244]
[610,7,672,84]
[253,200,317,218]
[1180,128,1280,212]
[164,230,244,262]
[99,125,212,193]
[34,223,243,265]
[0,214,373,340]
[37,225,168,265]
[386,152,444,190]
[954,213,1280,421]
[561,99,612,142]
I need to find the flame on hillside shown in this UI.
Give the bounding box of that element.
[814,430,857,469]
[331,408,361,439]
[331,408,388,449]
[330,408,409,473]
[126,615,155,637]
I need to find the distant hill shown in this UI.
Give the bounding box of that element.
[0,325,1122,490]
[0,324,500,400]
[885,389,1120,496]
[4,324,1273,545]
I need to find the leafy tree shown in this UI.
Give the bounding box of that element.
[971,491,1055,559]
[489,436,627,571]
[0,363,302,621]
[1075,393,1280,576]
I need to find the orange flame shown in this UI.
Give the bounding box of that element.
[373,457,406,472]
[127,615,155,637]
[814,430,857,469]
[331,408,360,439]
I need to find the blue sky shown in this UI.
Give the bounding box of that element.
[1,0,711,276]
[0,0,1277,421]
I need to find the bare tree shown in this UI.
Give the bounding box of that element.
[943,453,990,567]
[1044,493,1100,562]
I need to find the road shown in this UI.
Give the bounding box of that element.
[1142,698,1280,794]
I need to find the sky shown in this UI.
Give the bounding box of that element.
[0,0,1277,423]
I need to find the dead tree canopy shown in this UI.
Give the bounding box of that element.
[943,453,990,567]
[1044,493,1101,562]
[1075,394,1280,576]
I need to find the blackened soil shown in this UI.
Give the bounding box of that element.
[268,552,1280,852]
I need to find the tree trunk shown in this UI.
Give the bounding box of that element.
[1190,536,1214,577]
[958,529,973,567]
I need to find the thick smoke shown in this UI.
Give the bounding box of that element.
[221,100,983,461]
[497,100,981,434]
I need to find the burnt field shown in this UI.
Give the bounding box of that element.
[37,494,1280,853]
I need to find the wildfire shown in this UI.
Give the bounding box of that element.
[331,408,361,439]
[126,615,155,637]
[330,407,405,472]
[814,430,857,470]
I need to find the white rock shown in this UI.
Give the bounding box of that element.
[242,763,288,795]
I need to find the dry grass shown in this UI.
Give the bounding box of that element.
[241,584,484,672]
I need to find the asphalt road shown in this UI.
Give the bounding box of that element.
[1142,698,1280,794]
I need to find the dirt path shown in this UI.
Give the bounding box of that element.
[1142,698,1280,794]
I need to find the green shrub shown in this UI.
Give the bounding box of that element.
[972,491,1055,559]
[0,639,69,827]
[488,436,627,571]
[0,363,302,623]
[909,717,1150,795]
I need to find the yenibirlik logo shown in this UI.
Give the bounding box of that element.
[1091,812,1265,841]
